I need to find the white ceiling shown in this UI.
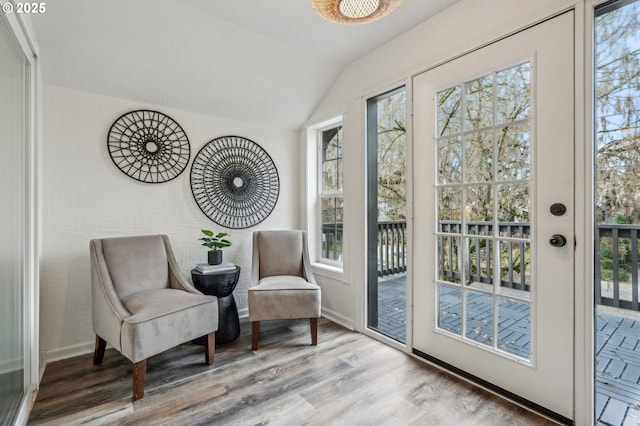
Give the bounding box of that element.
[31,0,459,129]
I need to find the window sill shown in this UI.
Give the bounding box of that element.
[311,262,346,283]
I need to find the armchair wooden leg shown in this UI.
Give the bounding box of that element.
[310,318,318,346]
[252,321,260,351]
[204,332,215,365]
[93,335,106,365]
[132,359,147,401]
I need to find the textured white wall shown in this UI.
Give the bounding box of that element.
[41,85,299,361]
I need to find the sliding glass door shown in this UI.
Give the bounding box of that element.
[0,15,29,425]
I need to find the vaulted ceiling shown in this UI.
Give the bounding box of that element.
[31,0,459,129]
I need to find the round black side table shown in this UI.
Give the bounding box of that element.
[191,266,241,345]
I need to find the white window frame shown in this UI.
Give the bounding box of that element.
[305,116,344,271]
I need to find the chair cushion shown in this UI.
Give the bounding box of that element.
[120,289,218,362]
[257,231,304,278]
[248,275,320,321]
[101,235,170,299]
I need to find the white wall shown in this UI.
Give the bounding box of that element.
[305,0,578,331]
[41,84,300,362]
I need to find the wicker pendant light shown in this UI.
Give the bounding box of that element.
[309,0,404,24]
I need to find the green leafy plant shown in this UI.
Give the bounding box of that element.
[199,229,231,251]
[601,268,630,282]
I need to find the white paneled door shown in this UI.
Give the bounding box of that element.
[413,12,574,419]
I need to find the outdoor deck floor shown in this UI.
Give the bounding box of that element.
[596,309,640,425]
[376,274,530,358]
[376,273,640,425]
[375,275,408,342]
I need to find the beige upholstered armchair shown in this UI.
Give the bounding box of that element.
[90,235,218,401]
[248,230,321,350]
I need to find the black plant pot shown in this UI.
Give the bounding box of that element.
[208,250,223,265]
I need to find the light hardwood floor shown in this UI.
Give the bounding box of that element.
[29,318,555,425]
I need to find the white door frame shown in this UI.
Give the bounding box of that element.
[575,1,593,425]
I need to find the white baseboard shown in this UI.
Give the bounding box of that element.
[45,341,95,364]
[39,350,46,383]
[321,307,355,331]
[39,362,46,384]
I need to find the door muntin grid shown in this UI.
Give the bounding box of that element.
[435,61,533,361]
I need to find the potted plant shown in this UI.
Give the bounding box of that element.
[199,229,231,265]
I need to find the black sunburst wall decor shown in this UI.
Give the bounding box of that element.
[107,110,190,183]
[190,135,280,229]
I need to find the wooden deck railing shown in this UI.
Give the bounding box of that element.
[595,223,640,311]
[325,220,640,312]
[439,221,531,292]
[377,221,407,276]
[322,221,407,275]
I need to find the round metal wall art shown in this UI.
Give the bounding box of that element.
[190,136,280,229]
[107,110,190,183]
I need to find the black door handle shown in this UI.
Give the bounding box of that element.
[549,234,567,247]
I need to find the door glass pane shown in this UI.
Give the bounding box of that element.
[0,18,27,425]
[438,235,461,284]
[438,136,461,184]
[467,238,493,291]
[594,1,640,424]
[437,86,462,136]
[464,76,493,130]
[438,187,462,226]
[464,131,493,182]
[438,283,462,335]
[498,240,531,295]
[495,63,531,124]
[497,183,530,224]
[367,87,407,343]
[465,185,493,224]
[435,62,532,361]
[498,124,530,180]
[497,297,530,358]
[465,291,494,347]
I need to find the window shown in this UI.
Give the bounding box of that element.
[319,124,344,263]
